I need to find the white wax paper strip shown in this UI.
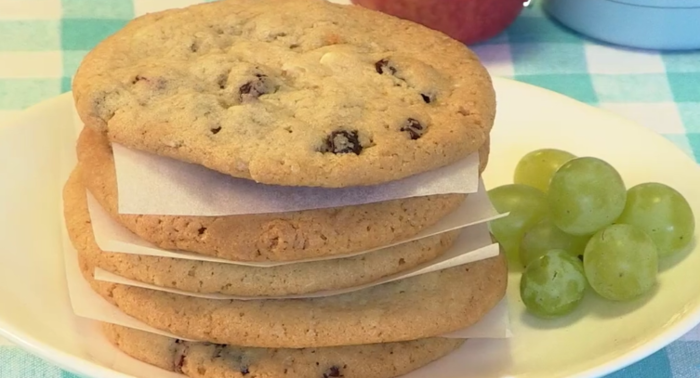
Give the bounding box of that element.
[93,222,497,300]
[88,179,504,268]
[63,216,509,342]
[112,141,480,216]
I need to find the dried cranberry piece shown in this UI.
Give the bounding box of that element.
[375,59,397,75]
[401,118,426,140]
[173,340,189,373]
[323,365,344,377]
[132,75,167,90]
[239,74,271,102]
[321,130,362,155]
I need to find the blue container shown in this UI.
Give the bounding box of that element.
[543,0,700,50]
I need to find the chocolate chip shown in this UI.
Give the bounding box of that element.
[421,93,433,104]
[239,74,271,102]
[240,366,250,375]
[401,118,426,140]
[198,226,208,235]
[321,130,362,155]
[323,366,344,378]
[210,125,222,135]
[375,59,396,75]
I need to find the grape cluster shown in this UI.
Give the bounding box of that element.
[488,149,695,318]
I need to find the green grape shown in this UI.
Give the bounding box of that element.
[616,182,695,258]
[488,184,548,267]
[520,249,587,318]
[584,224,658,301]
[520,218,591,267]
[548,157,627,236]
[514,148,577,193]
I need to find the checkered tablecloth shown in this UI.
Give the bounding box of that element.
[1,0,700,377]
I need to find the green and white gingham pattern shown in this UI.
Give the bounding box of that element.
[1,1,700,377]
[471,3,700,161]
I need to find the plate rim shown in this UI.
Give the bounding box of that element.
[1,77,700,378]
[0,93,133,378]
[491,79,700,378]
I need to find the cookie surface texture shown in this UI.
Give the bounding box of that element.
[65,175,508,348]
[77,127,468,262]
[102,322,465,378]
[64,169,459,296]
[72,0,496,188]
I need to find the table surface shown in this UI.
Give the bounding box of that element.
[1,1,700,377]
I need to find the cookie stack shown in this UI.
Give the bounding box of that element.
[63,0,504,377]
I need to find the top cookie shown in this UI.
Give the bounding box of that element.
[72,0,496,188]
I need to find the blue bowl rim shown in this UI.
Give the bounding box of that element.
[605,0,700,9]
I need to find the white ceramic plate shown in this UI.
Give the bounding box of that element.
[1,77,700,378]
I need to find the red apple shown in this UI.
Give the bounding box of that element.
[351,0,524,45]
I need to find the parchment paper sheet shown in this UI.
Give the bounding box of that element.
[112,142,481,216]
[88,179,504,267]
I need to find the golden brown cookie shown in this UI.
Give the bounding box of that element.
[103,322,464,378]
[72,0,496,188]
